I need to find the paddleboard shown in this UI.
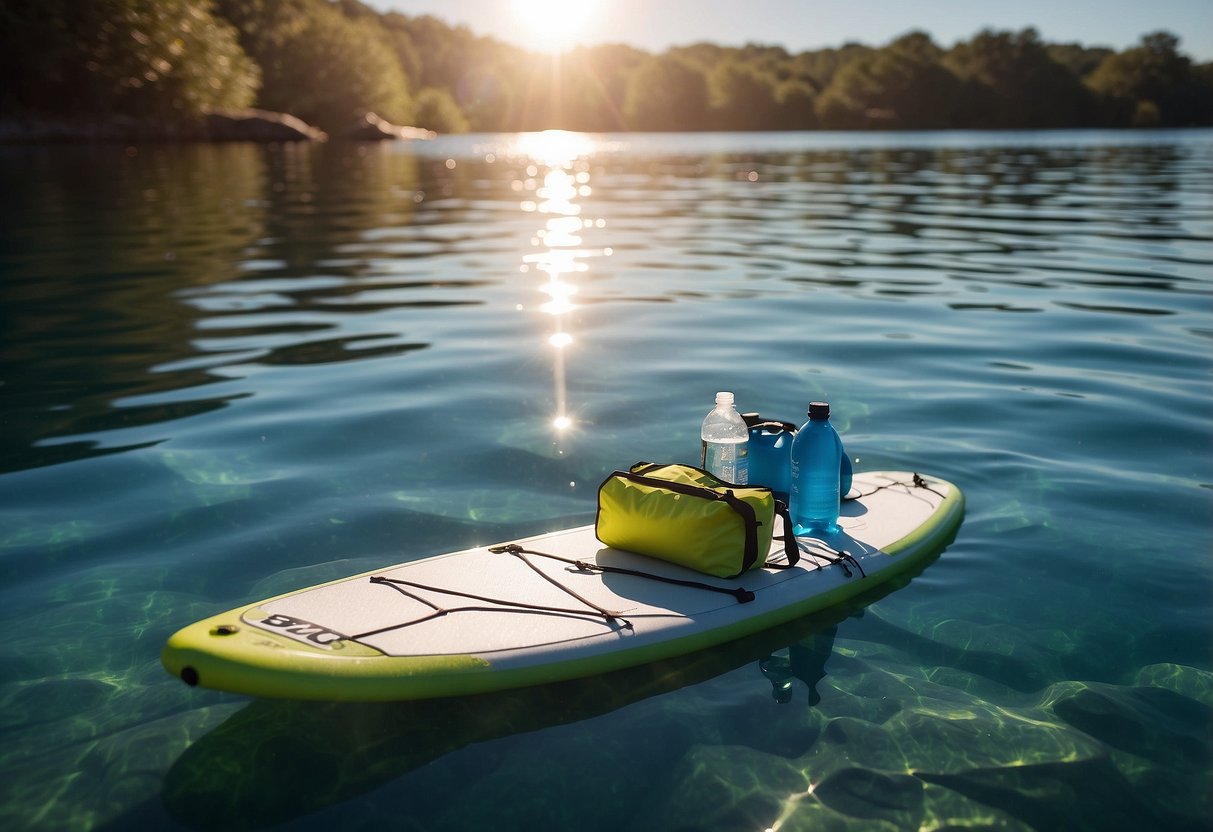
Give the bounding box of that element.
[162,471,963,701]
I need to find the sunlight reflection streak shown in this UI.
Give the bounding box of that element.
[513,131,610,439]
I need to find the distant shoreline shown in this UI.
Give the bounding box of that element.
[4,112,1208,145]
[0,109,436,145]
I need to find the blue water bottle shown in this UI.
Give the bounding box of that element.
[789,401,842,535]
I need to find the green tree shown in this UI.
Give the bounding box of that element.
[377,14,423,91]
[17,0,1202,135]
[774,78,818,129]
[786,44,873,90]
[708,61,781,130]
[623,54,710,131]
[817,32,961,129]
[1048,42,1114,79]
[216,0,411,131]
[668,42,732,74]
[554,45,647,131]
[464,65,523,131]
[1086,32,1213,126]
[737,42,793,78]
[387,13,531,131]
[414,87,469,133]
[1,0,258,117]
[945,28,1094,127]
[396,14,482,92]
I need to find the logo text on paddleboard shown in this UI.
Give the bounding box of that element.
[257,614,347,648]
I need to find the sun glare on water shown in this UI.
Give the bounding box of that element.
[512,0,599,53]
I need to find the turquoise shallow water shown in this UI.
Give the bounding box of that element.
[1,129,1211,830]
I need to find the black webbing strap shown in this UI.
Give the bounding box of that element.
[764,501,800,570]
[493,545,635,626]
[720,489,761,574]
[741,413,798,434]
[798,542,867,579]
[358,472,952,641]
[355,573,632,640]
[912,472,947,498]
[361,474,946,639]
[491,543,756,603]
[852,471,945,500]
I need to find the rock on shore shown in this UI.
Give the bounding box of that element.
[204,108,328,141]
[342,112,436,141]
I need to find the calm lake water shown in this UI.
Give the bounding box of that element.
[1,129,1210,831]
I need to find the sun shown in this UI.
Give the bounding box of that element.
[511,0,598,53]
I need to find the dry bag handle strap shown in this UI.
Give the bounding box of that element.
[491,544,756,604]
[742,412,797,434]
[764,500,800,570]
[719,488,761,574]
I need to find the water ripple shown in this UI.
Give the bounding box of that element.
[1,131,1211,831]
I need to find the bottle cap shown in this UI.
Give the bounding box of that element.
[715,392,734,406]
[808,401,830,419]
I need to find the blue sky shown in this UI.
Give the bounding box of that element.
[367,0,1213,61]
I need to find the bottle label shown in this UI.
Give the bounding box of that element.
[702,440,748,484]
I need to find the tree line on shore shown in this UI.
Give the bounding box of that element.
[3,0,1211,135]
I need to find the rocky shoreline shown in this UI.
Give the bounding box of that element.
[0,108,436,144]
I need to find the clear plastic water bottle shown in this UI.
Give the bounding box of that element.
[789,401,841,535]
[700,392,749,484]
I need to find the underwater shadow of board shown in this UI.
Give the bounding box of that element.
[161,547,945,831]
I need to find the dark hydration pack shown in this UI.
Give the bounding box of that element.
[742,412,853,501]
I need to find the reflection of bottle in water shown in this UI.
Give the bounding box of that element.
[700,392,748,484]
[759,624,838,705]
[789,401,841,534]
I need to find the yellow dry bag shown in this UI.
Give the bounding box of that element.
[595,462,798,578]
